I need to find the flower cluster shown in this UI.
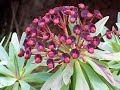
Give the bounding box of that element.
[18,3,119,69]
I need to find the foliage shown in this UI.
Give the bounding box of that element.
[0,32,52,90]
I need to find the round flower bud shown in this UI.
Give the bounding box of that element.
[70,49,80,59]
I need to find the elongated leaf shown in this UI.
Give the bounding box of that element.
[20,32,26,48]
[86,49,120,61]
[98,42,113,52]
[62,62,73,85]
[75,60,89,90]
[86,57,115,85]
[19,80,30,90]
[0,77,16,88]
[113,74,120,88]
[0,45,10,61]
[0,37,5,45]
[40,65,64,90]
[117,12,120,33]
[23,72,52,83]
[109,64,120,69]
[110,42,120,52]
[11,33,20,53]
[12,82,19,90]
[81,62,109,90]
[91,16,109,36]
[61,82,70,90]
[0,65,14,77]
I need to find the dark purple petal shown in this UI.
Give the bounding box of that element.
[35,54,42,63]
[36,42,44,51]
[47,59,54,69]
[43,33,50,41]
[87,44,95,53]
[58,33,67,42]
[66,36,76,45]
[61,53,70,63]
[48,41,56,50]
[81,10,89,18]
[70,14,78,23]
[48,50,57,58]
[73,24,82,35]
[70,49,80,59]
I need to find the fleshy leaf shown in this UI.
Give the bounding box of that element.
[40,65,64,90]
[110,42,120,52]
[62,62,73,85]
[11,33,20,53]
[117,12,120,33]
[0,37,5,45]
[19,80,30,90]
[91,16,109,36]
[81,62,109,90]
[86,49,120,61]
[75,60,90,90]
[85,57,115,85]
[0,77,16,88]
[23,72,52,83]
[12,82,19,90]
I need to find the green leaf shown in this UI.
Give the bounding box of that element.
[0,65,14,77]
[61,83,70,90]
[19,80,30,90]
[20,32,26,48]
[86,49,120,61]
[62,62,73,85]
[109,64,120,69]
[74,60,89,90]
[91,16,109,36]
[86,57,115,85]
[0,37,5,45]
[12,82,19,90]
[40,65,64,90]
[24,56,47,76]
[81,62,109,90]
[23,72,52,83]
[110,42,120,52]
[98,42,113,52]
[0,45,10,61]
[11,33,20,53]
[0,77,16,88]
[117,12,120,33]
[113,74,120,88]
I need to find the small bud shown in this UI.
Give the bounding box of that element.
[87,44,94,53]
[47,59,54,69]
[87,13,93,19]
[33,18,38,24]
[58,33,67,42]
[113,29,119,36]
[48,41,56,50]
[70,49,80,59]
[66,36,76,45]
[61,53,70,63]
[78,3,85,9]
[35,54,42,63]
[73,24,82,35]
[106,30,112,39]
[43,33,50,41]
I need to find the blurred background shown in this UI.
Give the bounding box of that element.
[0,0,120,41]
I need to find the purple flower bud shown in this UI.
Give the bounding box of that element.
[18,48,25,57]
[49,9,55,15]
[92,36,100,47]
[31,29,37,38]
[87,13,93,19]
[33,18,38,24]
[35,54,42,63]
[27,38,36,47]
[84,34,92,41]
[43,33,50,41]
[48,50,57,58]
[78,3,85,9]
[24,50,31,60]
[70,49,80,59]
[81,10,89,18]
[70,14,77,23]
[89,24,96,33]
[87,44,94,53]
[66,36,76,45]
[43,16,50,24]
[53,16,60,24]
[61,53,70,63]
[36,42,44,51]
[47,59,54,69]
[48,41,56,50]
[113,29,119,36]
[94,10,103,19]
[38,19,45,27]
[25,27,31,35]
[58,33,67,43]
[73,24,82,35]
[105,30,112,39]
